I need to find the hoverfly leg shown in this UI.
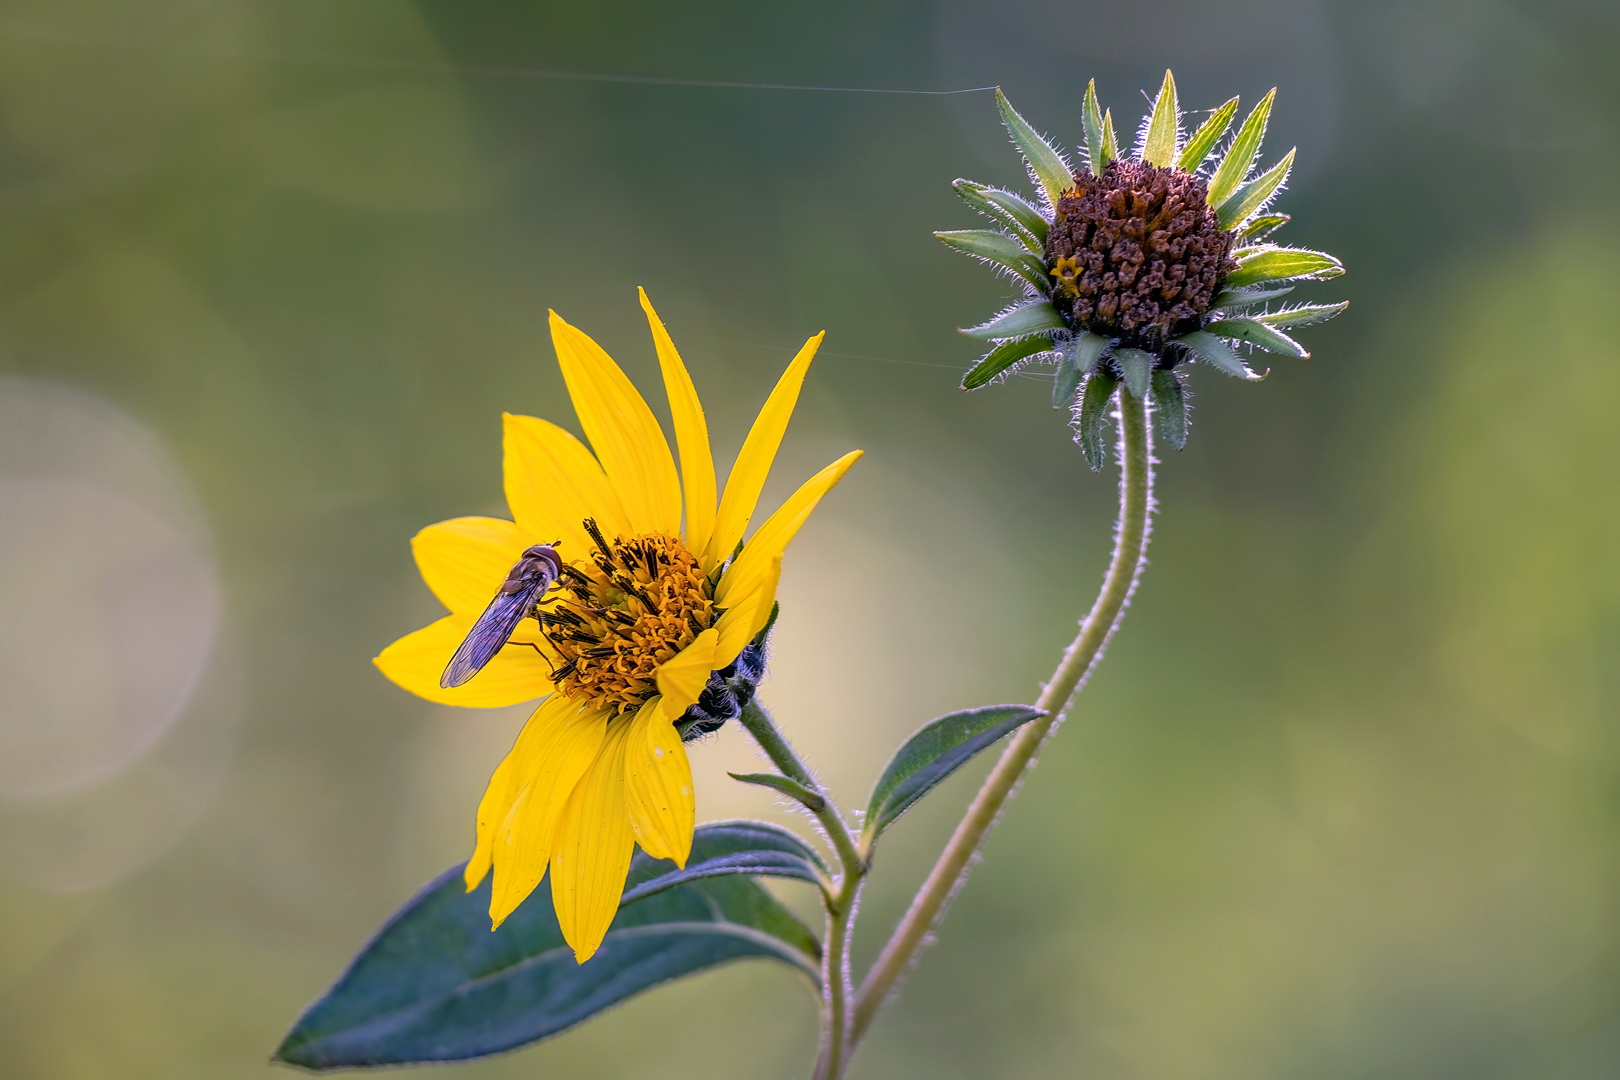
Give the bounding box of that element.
[501,640,544,654]
[559,564,594,590]
[500,638,564,678]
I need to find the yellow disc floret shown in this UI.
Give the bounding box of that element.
[1049,255,1081,295]
[540,518,714,712]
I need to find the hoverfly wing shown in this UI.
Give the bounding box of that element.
[440,585,544,689]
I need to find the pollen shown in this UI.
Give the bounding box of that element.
[538,519,714,713]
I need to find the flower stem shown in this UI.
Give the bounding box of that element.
[851,388,1154,1043]
[737,699,865,878]
[811,874,861,1080]
[736,699,867,1080]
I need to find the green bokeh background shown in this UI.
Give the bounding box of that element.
[2,1,1618,1077]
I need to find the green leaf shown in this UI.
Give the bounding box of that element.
[1053,331,1111,408]
[1101,108,1119,165]
[1224,246,1344,289]
[1254,301,1348,328]
[1150,369,1188,450]
[276,864,819,1070]
[1114,346,1154,399]
[1177,96,1238,172]
[961,299,1067,340]
[961,335,1055,390]
[866,704,1045,839]
[622,820,827,904]
[1175,331,1261,379]
[1206,88,1276,207]
[1237,212,1289,239]
[953,179,1048,250]
[1210,285,1295,311]
[995,88,1074,208]
[1076,371,1119,470]
[728,771,825,812]
[1141,69,1180,166]
[935,229,1052,292]
[1216,147,1295,229]
[1203,317,1309,358]
[1082,79,1108,171]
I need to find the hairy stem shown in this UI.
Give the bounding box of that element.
[736,699,867,1080]
[811,875,861,1080]
[737,699,865,878]
[851,388,1154,1043]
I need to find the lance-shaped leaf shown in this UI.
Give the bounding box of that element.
[729,771,825,812]
[1177,97,1238,172]
[1150,369,1188,449]
[961,299,1067,340]
[1140,69,1180,166]
[961,335,1055,390]
[1237,212,1289,240]
[1203,317,1309,358]
[1216,148,1295,229]
[1053,331,1111,409]
[1076,370,1119,470]
[866,705,1045,840]
[953,179,1048,250]
[1210,284,1295,311]
[935,229,1052,292]
[1206,88,1276,207]
[1254,301,1348,328]
[1224,246,1344,289]
[995,88,1074,209]
[1082,79,1108,172]
[1114,346,1154,400]
[276,866,819,1070]
[1176,330,1261,379]
[621,820,827,904]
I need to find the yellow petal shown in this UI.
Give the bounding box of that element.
[549,311,681,536]
[715,450,862,608]
[704,331,823,572]
[412,516,526,616]
[466,693,565,889]
[623,698,695,867]
[714,554,781,668]
[488,700,608,927]
[374,615,552,708]
[639,288,717,557]
[465,753,517,890]
[655,627,719,719]
[549,717,637,962]
[503,413,629,560]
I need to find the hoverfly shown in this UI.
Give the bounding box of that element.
[439,543,565,689]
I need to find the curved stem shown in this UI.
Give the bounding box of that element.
[852,388,1154,1042]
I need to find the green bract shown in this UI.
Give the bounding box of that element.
[938,71,1347,470]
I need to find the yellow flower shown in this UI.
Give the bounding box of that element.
[375,290,861,961]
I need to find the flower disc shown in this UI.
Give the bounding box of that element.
[541,520,714,713]
[1047,160,1237,343]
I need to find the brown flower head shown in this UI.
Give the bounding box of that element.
[938,71,1346,468]
[1046,159,1237,347]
